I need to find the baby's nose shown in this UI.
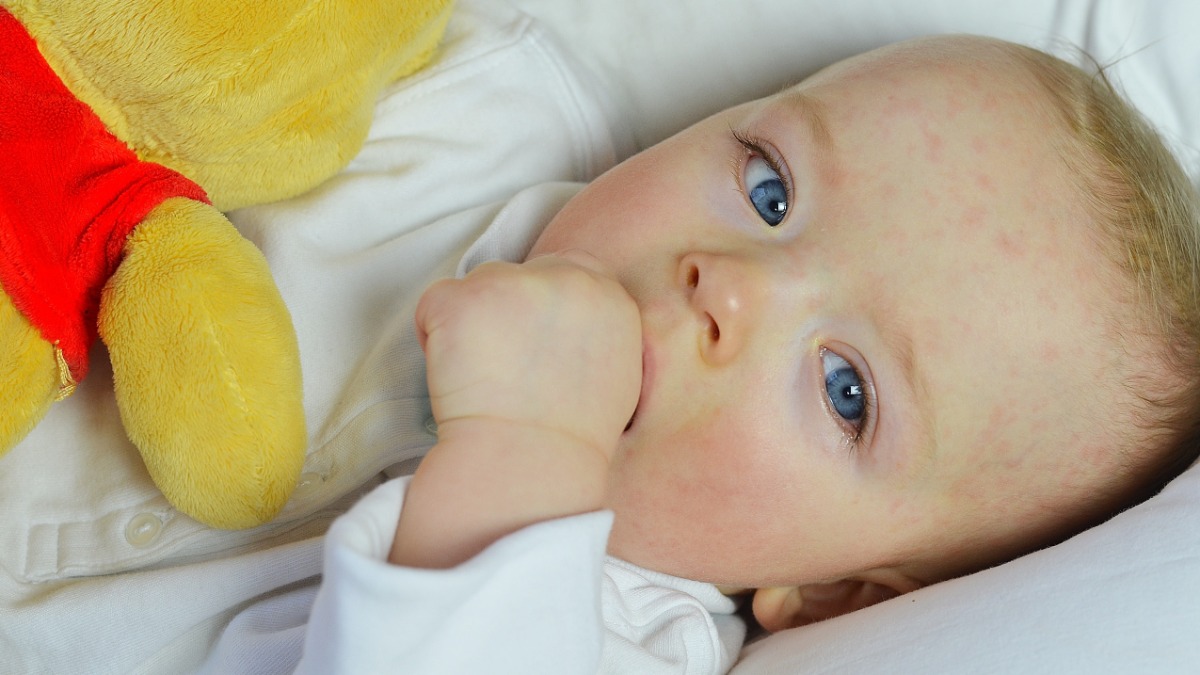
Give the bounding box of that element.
[679,251,764,366]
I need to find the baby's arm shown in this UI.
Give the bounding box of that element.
[389,252,641,568]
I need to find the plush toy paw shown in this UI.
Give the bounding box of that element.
[99,198,306,529]
[0,290,61,454]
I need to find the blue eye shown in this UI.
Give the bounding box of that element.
[822,350,866,426]
[744,155,788,227]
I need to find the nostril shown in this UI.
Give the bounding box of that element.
[686,265,699,288]
[707,313,720,341]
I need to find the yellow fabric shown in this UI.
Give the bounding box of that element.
[0,0,452,527]
[100,199,306,529]
[6,0,454,210]
[0,291,57,454]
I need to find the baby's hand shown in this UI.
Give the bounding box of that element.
[416,252,642,461]
[390,252,641,568]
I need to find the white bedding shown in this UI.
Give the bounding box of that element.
[503,0,1200,671]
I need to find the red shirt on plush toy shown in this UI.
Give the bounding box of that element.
[0,7,208,389]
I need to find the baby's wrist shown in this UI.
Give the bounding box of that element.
[433,416,612,517]
[436,415,613,466]
[388,417,610,568]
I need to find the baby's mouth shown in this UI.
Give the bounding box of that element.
[623,376,641,433]
[623,339,652,434]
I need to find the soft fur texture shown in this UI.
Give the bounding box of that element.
[100,198,307,529]
[5,0,453,210]
[0,0,453,528]
[0,292,57,447]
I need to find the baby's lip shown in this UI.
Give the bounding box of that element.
[625,338,653,433]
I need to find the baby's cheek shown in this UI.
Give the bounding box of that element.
[665,411,766,499]
[673,414,790,522]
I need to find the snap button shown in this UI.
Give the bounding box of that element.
[294,471,325,500]
[424,416,438,436]
[125,513,163,547]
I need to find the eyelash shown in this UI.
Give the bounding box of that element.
[729,128,794,217]
[822,347,875,452]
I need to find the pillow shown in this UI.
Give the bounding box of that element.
[507,0,1200,671]
[511,0,1200,175]
[733,468,1200,672]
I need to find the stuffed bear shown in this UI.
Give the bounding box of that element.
[0,0,453,528]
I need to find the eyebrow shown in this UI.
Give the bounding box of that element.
[772,90,838,190]
[777,89,834,155]
[879,325,940,476]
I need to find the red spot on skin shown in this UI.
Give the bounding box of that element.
[945,95,966,120]
[1040,344,1061,364]
[922,122,944,163]
[974,173,996,195]
[960,204,987,229]
[993,231,1026,260]
[971,136,989,156]
[951,316,975,339]
[1034,287,1061,314]
[977,404,1022,471]
[1078,444,1109,468]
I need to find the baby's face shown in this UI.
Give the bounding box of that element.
[529,38,1147,589]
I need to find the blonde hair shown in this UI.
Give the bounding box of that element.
[1006,43,1200,509]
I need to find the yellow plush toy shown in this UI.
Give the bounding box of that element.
[0,0,453,528]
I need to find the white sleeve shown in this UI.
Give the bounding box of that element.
[205,477,742,675]
[295,477,613,675]
[600,558,745,675]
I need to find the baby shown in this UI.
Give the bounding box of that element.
[388,30,1200,644]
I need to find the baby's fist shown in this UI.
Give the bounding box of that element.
[415,252,642,462]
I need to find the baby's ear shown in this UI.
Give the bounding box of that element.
[752,570,922,633]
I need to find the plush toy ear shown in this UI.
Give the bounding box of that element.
[752,570,922,633]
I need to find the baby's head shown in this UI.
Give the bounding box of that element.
[528,35,1200,631]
